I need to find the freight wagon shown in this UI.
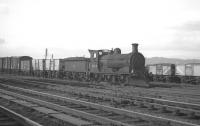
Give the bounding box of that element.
[0,56,32,75]
[147,63,200,84]
[181,63,200,84]
[19,56,32,75]
[32,59,60,78]
[146,63,179,82]
[2,57,11,73]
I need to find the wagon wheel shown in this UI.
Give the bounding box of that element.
[82,73,87,82]
[119,75,126,84]
[153,76,157,81]
[166,77,170,82]
[69,72,74,80]
[76,73,81,81]
[81,73,87,81]
[106,75,112,82]
[104,75,108,82]
[111,75,117,84]
[97,74,103,82]
[104,75,107,82]
[94,74,100,82]
[75,73,80,81]
[116,75,122,84]
[89,73,95,82]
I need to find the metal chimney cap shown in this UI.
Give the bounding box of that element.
[132,43,138,45]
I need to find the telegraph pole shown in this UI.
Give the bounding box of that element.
[45,48,48,60]
[43,48,48,77]
[49,54,53,71]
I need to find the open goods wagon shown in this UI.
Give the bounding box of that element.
[32,59,59,78]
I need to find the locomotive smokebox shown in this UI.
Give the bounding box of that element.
[132,43,138,53]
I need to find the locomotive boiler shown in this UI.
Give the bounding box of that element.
[99,44,145,74]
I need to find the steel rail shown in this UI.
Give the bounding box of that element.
[0,89,133,126]
[0,105,43,126]
[135,95,200,110]
[3,79,200,117]
[18,79,200,110]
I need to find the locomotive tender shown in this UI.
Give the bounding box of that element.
[0,43,148,86]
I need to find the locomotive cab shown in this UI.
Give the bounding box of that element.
[88,49,113,72]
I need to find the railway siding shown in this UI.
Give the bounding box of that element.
[49,86,200,118]
[0,83,200,126]
[6,78,200,109]
[4,79,200,119]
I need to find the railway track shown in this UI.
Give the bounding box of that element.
[0,82,200,126]
[0,104,42,126]
[4,75,200,102]
[3,78,200,118]
[30,81,200,119]
[2,75,200,101]
[0,94,97,126]
[0,85,148,126]
[2,77,200,104]
[23,78,200,104]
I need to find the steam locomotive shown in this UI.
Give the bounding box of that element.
[0,43,148,86]
[59,43,147,86]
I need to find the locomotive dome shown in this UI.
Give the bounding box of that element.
[113,48,121,54]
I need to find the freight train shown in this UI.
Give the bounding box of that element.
[0,43,148,86]
[146,63,200,84]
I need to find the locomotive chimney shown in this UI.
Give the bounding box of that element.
[132,43,138,53]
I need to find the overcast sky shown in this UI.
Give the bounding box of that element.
[0,0,200,59]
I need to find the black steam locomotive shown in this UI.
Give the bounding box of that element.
[0,43,148,86]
